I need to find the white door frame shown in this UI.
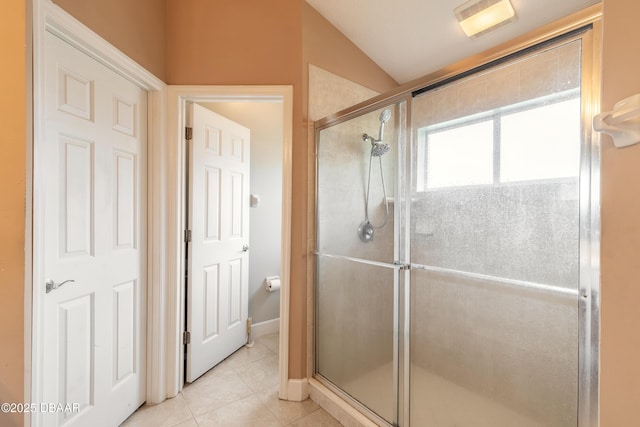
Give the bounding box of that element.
[29,1,168,425]
[166,86,293,400]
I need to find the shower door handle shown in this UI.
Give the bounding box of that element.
[393,261,410,271]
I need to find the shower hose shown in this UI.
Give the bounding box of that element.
[364,148,390,229]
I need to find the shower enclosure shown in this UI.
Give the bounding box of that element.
[314,30,599,427]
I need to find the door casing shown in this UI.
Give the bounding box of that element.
[167,85,294,400]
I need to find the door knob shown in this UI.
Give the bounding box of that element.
[46,279,75,293]
[242,244,249,252]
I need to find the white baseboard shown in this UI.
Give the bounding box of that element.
[287,378,309,401]
[251,317,279,338]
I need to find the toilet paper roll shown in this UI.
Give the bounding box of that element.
[265,276,281,292]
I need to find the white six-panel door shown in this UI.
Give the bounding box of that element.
[186,103,250,382]
[42,31,146,426]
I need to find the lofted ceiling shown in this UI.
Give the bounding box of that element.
[305,0,601,84]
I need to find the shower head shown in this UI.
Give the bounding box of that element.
[371,141,390,157]
[362,109,393,156]
[362,134,390,156]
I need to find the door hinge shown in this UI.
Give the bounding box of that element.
[183,330,191,345]
[184,229,192,243]
[185,126,193,141]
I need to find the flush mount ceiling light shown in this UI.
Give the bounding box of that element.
[455,0,517,38]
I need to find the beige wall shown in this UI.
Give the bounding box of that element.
[166,0,301,86]
[3,1,639,424]
[53,0,167,80]
[600,0,640,425]
[0,1,26,426]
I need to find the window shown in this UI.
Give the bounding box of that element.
[500,98,581,182]
[426,119,494,189]
[417,93,581,190]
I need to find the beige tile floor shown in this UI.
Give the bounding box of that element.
[121,333,342,427]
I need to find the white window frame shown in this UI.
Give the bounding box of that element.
[417,88,581,192]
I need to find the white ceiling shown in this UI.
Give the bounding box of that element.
[306,0,600,84]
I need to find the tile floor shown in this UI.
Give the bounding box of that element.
[121,333,342,427]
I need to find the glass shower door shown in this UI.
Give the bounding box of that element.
[315,103,406,425]
[409,39,584,427]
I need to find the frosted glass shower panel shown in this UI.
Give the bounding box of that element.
[316,256,396,423]
[410,39,582,426]
[316,107,397,263]
[410,269,578,427]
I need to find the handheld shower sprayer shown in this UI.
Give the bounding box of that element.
[362,109,392,156]
[358,109,392,243]
[378,109,392,139]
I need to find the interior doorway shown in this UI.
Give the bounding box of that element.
[167,86,293,400]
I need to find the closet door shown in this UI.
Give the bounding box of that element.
[41,31,147,427]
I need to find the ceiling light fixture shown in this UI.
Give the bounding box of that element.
[455,0,517,38]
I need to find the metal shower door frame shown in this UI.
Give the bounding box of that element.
[312,7,601,426]
[403,28,601,426]
[313,95,411,427]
